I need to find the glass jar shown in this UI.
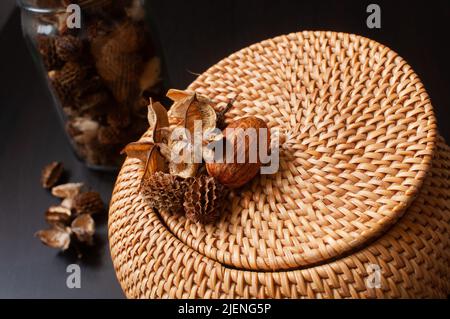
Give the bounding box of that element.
[19,0,165,170]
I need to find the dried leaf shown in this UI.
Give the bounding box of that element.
[51,183,84,199]
[41,162,64,189]
[168,91,217,139]
[148,100,168,143]
[166,89,193,102]
[122,142,168,178]
[35,227,71,251]
[71,214,95,245]
[45,205,72,226]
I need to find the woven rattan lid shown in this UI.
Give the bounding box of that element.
[113,31,437,272]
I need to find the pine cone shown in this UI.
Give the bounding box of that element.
[49,62,87,103]
[55,35,84,62]
[184,175,227,224]
[73,191,104,215]
[37,36,62,70]
[141,172,186,214]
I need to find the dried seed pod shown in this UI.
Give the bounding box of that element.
[45,205,72,226]
[122,142,168,179]
[35,226,71,251]
[55,35,84,62]
[41,161,64,189]
[73,191,104,215]
[68,117,100,145]
[71,214,95,245]
[206,116,270,188]
[48,62,87,103]
[140,172,186,213]
[37,36,62,70]
[52,182,85,199]
[183,175,226,224]
[61,197,74,210]
[74,90,111,113]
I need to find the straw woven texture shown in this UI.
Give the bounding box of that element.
[108,31,450,298]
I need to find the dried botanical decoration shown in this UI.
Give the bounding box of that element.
[73,191,104,215]
[71,214,95,245]
[216,101,233,130]
[45,205,72,226]
[35,226,71,251]
[206,116,270,188]
[55,35,84,62]
[35,2,162,168]
[166,90,217,178]
[51,182,84,199]
[37,36,62,70]
[41,161,64,189]
[183,175,227,224]
[37,164,105,254]
[141,172,187,213]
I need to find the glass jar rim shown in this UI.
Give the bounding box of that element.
[18,0,68,14]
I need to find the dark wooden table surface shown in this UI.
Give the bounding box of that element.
[0,0,449,298]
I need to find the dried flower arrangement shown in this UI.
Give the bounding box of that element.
[35,0,163,168]
[123,89,270,224]
[36,162,105,256]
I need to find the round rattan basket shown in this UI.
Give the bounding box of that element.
[108,31,450,298]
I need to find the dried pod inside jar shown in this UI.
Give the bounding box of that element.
[19,0,167,170]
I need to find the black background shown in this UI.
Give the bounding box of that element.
[0,0,449,298]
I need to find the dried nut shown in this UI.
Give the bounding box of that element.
[73,191,104,215]
[41,161,64,189]
[184,175,226,224]
[52,183,85,199]
[140,172,186,213]
[35,226,71,251]
[71,214,95,245]
[206,116,270,188]
[45,205,72,226]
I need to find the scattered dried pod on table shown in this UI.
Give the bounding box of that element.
[141,171,187,213]
[184,175,226,224]
[206,116,270,188]
[55,35,84,62]
[45,205,72,226]
[35,226,71,251]
[41,161,64,189]
[51,182,85,199]
[73,191,104,215]
[71,214,95,245]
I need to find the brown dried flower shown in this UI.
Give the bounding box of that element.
[73,191,104,215]
[41,161,64,189]
[141,172,187,213]
[184,175,227,224]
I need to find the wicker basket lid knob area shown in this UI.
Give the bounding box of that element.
[108,31,447,298]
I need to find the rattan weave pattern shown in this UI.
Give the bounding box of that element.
[108,31,449,298]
